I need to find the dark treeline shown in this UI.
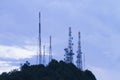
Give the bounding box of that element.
[0,59,96,80]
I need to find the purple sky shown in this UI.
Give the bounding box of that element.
[0,0,120,80]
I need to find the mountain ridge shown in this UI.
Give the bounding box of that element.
[0,59,97,80]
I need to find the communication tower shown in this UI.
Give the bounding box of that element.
[76,32,83,70]
[38,12,42,64]
[49,36,52,62]
[64,27,74,63]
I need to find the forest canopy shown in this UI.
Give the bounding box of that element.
[0,59,96,80]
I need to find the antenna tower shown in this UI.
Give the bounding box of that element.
[49,36,52,62]
[64,27,74,63]
[38,12,42,64]
[43,45,46,65]
[76,32,83,70]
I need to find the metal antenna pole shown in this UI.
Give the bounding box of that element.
[43,45,46,65]
[49,36,52,62]
[38,12,42,64]
[76,32,83,70]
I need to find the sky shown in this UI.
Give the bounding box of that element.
[0,0,120,80]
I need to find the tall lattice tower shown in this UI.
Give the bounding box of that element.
[64,27,74,63]
[76,32,83,70]
[38,12,42,64]
[49,36,52,63]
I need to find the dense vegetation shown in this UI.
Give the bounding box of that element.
[0,60,96,80]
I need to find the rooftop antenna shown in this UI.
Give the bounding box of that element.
[43,45,46,65]
[38,12,42,64]
[76,32,83,70]
[64,27,74,63]
[49,36,52,63]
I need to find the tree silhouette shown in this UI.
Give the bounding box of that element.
[0,60,97,80]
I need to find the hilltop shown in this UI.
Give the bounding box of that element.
[0,59,96,80]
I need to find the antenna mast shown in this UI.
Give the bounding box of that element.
[76,32,83,70]
[43,45,46,65]
[64,27,74,63]
[49,36,52,62]
[38,12,42,64]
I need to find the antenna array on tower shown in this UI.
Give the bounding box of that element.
[76,32,83,70]
[36,12,83,69]
[64,27,74,63]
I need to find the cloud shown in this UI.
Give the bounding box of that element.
[0,44,38,73]
[0,61,19,74]
[0,45,37,60]
[0,44,51,74]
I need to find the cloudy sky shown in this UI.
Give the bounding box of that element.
[0,0,120,80]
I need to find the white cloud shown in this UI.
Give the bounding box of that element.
[0,61,19,74]
[0,45,38,73]
[0,45,37,60]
